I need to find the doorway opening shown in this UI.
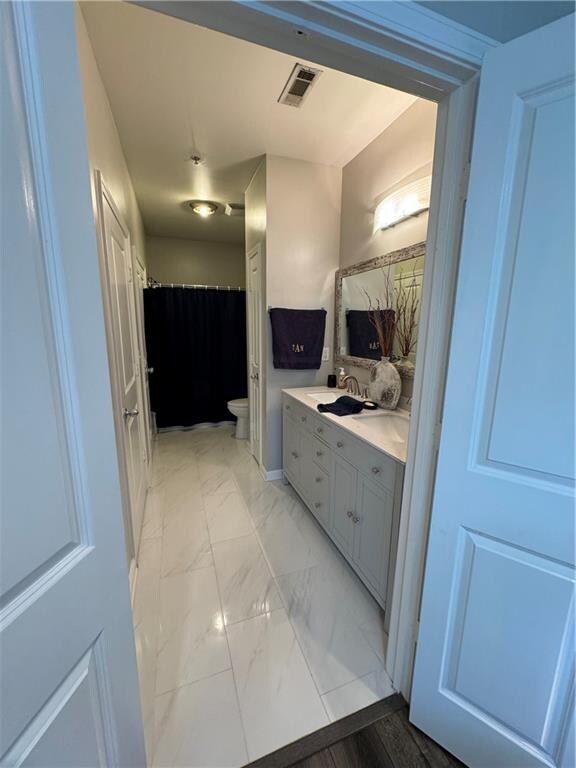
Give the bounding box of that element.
[77,1,462,764]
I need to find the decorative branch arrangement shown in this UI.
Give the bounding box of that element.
[395,268,420,358]
[362,267,396,359]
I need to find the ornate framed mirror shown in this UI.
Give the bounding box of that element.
[334,241,426,376]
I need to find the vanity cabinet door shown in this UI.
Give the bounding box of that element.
[330,454,357,555]
[283,411,300,484]
[353,475,394,604]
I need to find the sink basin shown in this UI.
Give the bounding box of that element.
[351,411,410,443]
[305,391,346,404]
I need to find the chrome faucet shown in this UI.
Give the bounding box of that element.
[342,375,360,397]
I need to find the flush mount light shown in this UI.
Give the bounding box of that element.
[373,175,432,233]
[188,200,218,218]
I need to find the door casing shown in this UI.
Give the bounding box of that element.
[145,0,483,700]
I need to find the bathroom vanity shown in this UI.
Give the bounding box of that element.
[282,387,407,619]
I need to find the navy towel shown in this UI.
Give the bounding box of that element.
[346,310,380,359]
[269,308,327,369]
[317,396,364,417]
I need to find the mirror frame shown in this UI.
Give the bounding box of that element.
[334,240,426,371]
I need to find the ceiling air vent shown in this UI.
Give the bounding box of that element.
[278,64,322,108]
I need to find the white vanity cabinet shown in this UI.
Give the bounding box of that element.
[282,392,404,614]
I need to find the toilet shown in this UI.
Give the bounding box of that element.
[227,398,249,439]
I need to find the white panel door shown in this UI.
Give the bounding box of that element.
[1,3,145,765]
[247,245,262,463]
[411,14,575,768]
[97,178,147,560]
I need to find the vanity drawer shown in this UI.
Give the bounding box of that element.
[332,431,396,491]
[312,434,330,473]
[283,397,312,431]
[311,415,334,445]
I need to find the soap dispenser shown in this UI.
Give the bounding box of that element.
[337,367,346,389]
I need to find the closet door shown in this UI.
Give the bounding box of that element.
[97,175,147,561]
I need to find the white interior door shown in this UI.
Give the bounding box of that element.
[411,14,575,768]
[134,254,153,464]
[97,177,147,560]
[247,244,262,463]
[1,2,145,764]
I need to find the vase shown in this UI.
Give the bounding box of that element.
[395,356,415,379]
[368,357,401,410]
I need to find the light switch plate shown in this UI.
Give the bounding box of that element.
[322,346,330,362]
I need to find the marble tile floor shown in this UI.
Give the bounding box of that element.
[133,426,394,767]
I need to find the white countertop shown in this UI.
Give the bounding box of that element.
[282,387,410,464]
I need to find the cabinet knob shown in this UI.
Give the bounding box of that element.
[347,510,354,518]
[337,441,344,448]
[301,416,307,422]
[315,477,322,483]
[286,405,291,410]
[352,515,361,524]
[314,502,321,509]
[371,467,381,475]
[316,451,323,457]
[317,427,323,434]
[291,451,299,459]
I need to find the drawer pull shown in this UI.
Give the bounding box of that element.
[337,441,344,448]
[352,515,361,524]
[317,427,324,434]
[371,467,381,475]
[316,450,323,457]
[291,451,299,459]
[346,510,354,518]
[315,477,322,483]
[301,416,307,422]
[286,405,291,410]
[314,502,322,509]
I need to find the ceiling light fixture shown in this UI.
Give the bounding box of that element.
[373,175,432,232]
[188,200,218,218]
[189,154,204,166]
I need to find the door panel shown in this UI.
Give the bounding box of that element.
[330,455,357,554]
[411,14,575,768]
[1,3,144,763]
[283,412,300,482]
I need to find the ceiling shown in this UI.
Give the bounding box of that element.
[81,2,417,243]
[416,1,574,43]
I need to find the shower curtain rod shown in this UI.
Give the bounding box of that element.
[148,281,243,291]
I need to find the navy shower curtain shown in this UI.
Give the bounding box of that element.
[143,287,247,429]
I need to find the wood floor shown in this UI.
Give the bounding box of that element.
[246,694,465,768]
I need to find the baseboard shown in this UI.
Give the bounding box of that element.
[260,467,283,482]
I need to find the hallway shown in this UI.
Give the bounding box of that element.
[133,427,393,766]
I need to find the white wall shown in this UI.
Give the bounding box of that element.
[340,99,437,269]
[146,236,245,287]
[339,99,437,397]
[265,156,342,471]
[76,7,146,265]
